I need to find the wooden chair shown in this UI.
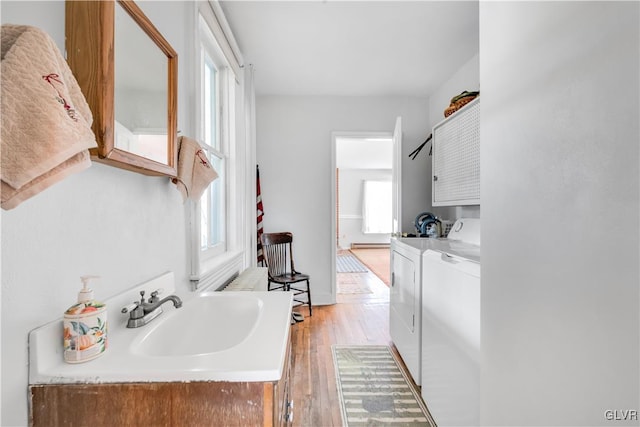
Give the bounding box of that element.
[260,232,312,317]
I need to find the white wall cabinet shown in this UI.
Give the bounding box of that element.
[432,98,480,206]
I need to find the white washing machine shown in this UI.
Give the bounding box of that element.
[390,218,479,386]
[420,218,481,426]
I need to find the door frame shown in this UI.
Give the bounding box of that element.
[330,131,395,303]
[392,117,402,236]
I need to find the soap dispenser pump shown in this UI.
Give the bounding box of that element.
[63,275,108,363]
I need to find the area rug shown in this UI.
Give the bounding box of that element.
[349,248,391,286]
[333,345,434,426]
[337,254,369,273]
[337,274,373,294]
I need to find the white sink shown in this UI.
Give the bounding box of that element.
[29,272,293,384]
[131,293,263,357]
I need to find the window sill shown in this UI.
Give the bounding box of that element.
[191,250,244,291]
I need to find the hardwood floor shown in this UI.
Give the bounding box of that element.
[290,269,421,426]
[348,248,391,286]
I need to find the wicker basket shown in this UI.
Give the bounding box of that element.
[444,91,479,117]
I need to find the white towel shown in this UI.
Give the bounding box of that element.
[172,136,218,201]
[1,24,97,209]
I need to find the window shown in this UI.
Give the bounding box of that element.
[362,180,392,234]
[194,12,235,267]
[199,53,226,257]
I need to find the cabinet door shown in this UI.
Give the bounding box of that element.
[274,337,293,426]
[432,98,480,206]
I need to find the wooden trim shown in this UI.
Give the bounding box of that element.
[350,243,390,249]
[263,383,274,427]
[66,0,114,160]
[65,0,178,177]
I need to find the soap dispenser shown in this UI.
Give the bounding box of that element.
[63,276,108,363]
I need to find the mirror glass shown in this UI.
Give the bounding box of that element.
[114,3,169,165]
[65,0,177,176]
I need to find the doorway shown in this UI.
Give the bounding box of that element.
[332,133,394,302]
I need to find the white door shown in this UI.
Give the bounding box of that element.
[392,117,402,236]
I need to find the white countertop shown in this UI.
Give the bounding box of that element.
[393,237,480,263]
[29,273,293,385]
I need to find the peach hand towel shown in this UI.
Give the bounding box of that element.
[172,136,218,201]
[1,151,90,210]
[1,24,97,209]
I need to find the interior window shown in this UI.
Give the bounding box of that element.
[195,12,234,266]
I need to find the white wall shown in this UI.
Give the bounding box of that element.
[480,2,639,425]
[338,168,392,249]
[428,53,480,131]
[256,95,430,303]
[0,2,194,425]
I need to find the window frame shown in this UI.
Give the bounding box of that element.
[189,9,243,288]
[198,41,227,261]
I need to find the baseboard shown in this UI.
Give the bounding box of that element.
[350,243,390,249]
[312,293,336,306]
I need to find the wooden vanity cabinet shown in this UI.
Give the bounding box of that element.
[30,337,293,427]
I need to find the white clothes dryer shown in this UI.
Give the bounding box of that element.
[420,218,481,426]
[390,217,480,386]
[390,236,430,385]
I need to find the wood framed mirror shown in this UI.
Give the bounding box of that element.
[66,0,177,177]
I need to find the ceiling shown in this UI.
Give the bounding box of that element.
[219,1,479,97]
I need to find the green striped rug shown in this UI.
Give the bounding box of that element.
[333,345,434,426]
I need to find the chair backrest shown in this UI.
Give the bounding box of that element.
[260,232,297,277]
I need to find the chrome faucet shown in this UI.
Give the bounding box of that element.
[122,289,183,328]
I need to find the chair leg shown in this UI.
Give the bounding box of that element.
[268,281,288,292]
[306,279,312,316]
